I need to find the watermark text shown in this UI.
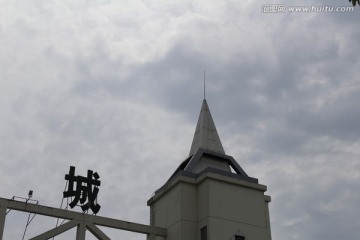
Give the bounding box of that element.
[261,4,354,13]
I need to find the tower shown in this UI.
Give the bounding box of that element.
[147,99,272,240]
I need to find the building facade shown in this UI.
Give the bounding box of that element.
[147,99,272,240]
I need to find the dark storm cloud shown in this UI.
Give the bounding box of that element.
[286,90,360,141]
[270,160,360,240]
[69,42,221,120]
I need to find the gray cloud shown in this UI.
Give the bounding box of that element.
[0,1,359,240]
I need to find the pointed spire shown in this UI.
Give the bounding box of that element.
[189,99,225,156]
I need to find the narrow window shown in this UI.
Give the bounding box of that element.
[235,235,245,240]
[201,226,207,240]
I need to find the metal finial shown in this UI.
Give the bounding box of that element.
[204,70,206,99]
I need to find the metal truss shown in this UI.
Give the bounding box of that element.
[0,197,166,240]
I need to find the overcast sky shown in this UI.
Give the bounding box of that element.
[1,0,359,239]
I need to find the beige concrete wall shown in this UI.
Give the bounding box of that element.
[208,217,270,240]
[198,177,271,240]
[149,173,271,240]
[151,181,198,240]
[208,179,267,227]
[152,183,182,229]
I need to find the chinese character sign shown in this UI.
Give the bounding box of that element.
[63,166,101,214]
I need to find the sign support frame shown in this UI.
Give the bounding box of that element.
[0,197,166,240]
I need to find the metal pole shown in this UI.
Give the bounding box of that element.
[147,233,156,240]
[0,205,6,240]
[22,212,32,240]
[76,222,86,240]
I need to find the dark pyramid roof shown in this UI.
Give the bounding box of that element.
[167,99,258,184]
[189,99,225,156]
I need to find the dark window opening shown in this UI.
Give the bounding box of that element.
[201,226,207,240]
[235,235,245,240]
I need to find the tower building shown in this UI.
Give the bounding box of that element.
[147,99,272,240]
